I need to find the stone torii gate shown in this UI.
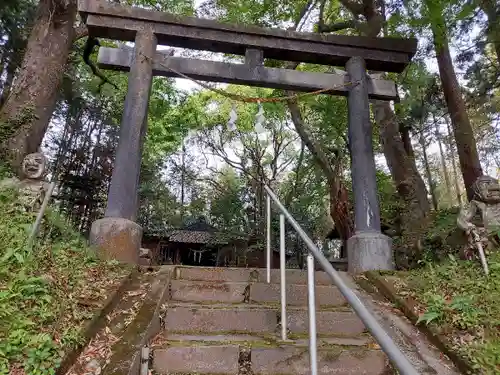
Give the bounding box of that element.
[79,0,416,273]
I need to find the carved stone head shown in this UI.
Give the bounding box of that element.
[21,152,47,180]
[472,175,500,204]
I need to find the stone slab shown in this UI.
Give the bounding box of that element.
[252,346,386,374]
[251,283,345,307]
[89,217,142,263]
[175,266,335,285]
[153,345,239,374]
[170,279,346,306]
[170,279,247,303]
[288,310,366,336]
[164,307,277,334]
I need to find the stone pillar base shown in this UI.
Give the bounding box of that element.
[347,231,393,274]
[90,218,142,264]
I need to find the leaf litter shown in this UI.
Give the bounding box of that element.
[66,276,154,375]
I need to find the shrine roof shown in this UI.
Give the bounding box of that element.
[144,216,247,244]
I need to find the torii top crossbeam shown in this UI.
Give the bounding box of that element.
[78,0,416,73]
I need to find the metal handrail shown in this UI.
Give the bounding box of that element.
[264,185,419,375]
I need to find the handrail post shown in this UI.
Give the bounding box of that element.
[264,185,419,375]
[279,214,287,341]
[266,194,271,283]
[307,252,318,375]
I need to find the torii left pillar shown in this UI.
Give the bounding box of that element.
[90,30,157,263]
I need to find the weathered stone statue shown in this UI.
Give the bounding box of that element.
[0,152,50,211]
[457,175,500,258]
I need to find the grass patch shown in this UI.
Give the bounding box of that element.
[0,187,130,375]
[393,253,500,374]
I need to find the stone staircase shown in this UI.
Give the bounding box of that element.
[150,266,390,374]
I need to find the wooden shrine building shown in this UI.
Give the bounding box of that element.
[142,217,286,267]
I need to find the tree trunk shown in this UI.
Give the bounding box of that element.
[428,3,483,200]
[373,101,430,268]
[419,131,438,210]
[434,117,453,205]
[0,0,77,173]
[284,142,305,207]
[180,141,186,221]
[286,96,354,245]
[445,116,463,206]
[400,125,415,160]
[0,59,17,108]
[478,0,500,63]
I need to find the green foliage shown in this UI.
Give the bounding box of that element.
[376,169,402,227]
[416,207,464,262]
[208,167,247,232]
[0,164,13,180]
[0,105,38,144]
[416,291,481,329]
[202,0,311,27]
[400,252,500,373]
[0,187,128,374]
[425,207,461,240]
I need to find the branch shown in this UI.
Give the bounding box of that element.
[201,129,259,181]
[276,154,297,176]
[269,123,286,180]
[293,0,316,31]
[296,0,318,31]
[337,0,364,16]
[197,177,226,194]
[317,0,328,31]
[285,142,306,207]
[286,96,336,183]
[362,0,377,20]
[318,20,358,32]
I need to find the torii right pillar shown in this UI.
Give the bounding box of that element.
[345,56,394,274]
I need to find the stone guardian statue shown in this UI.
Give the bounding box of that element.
[457,175,500,259]
[0,152,50,211]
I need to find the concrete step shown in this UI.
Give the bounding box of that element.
[174,266,336,285]
[170,279,346,307]
[251,346,386,374]
[163,306,366,336]
[164,306,276,334]
[152,344,386,374]
[153,345,239,374]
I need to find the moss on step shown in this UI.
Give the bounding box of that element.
[103,269,172,375]
[66,270,156,375]
[247,301,350,310]
[156,340,281,349]
[319,348,343,362]
[287,332,371,340]
[153,336,376,352]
